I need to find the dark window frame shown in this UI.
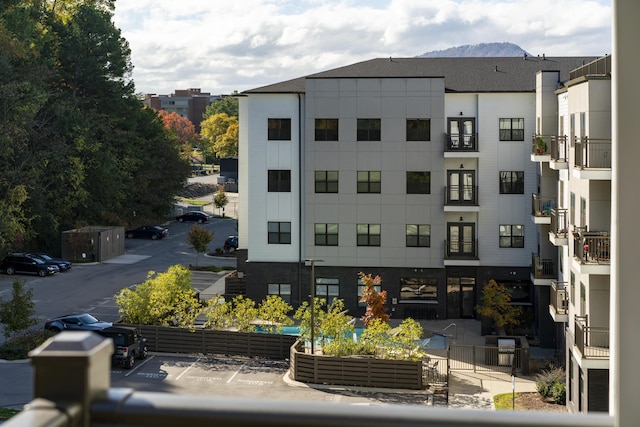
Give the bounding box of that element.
[406,119,431,141]
[499,224,525,248]
[268,118,291,140]
[268,221,291,244]
[499,171,525,194]
[357,223,381,246]
[268,170,291,192]
[315,119,338,141]
[357,119,381,141]
[499,118,525,141]
[315,171,339,193]
[406,171,431,194]
[315,223,339,246]
[357,171,381,193]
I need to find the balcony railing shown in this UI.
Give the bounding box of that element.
[550,208,569,239]
[574,137,612,170]
[531,253,555,279]
[575,316,610,359]
[444,239,478,260]
[531,194,555,218]
[573,229,610,265]
[444,133,478,152]
[550,281,569,315]
[5,332,614,427]
[444,185,478,206]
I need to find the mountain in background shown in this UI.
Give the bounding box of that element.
[416,42,530,58]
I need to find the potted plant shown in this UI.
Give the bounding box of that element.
[535,136,547,154]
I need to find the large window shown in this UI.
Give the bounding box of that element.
[406,224,431,247]
[315,119,338,141]
[268,283,291,303]
[268,170,291,192]
[406,119,430,141]
[316,278,340,303]
[406,171,430,194]
[357,171,381,193]
[268,221,291,244]
[357,119,381,141]
[268,118,291,140]
[499,224,524,248]
[315,171,338,193]
[499,118,525,141]
[499,171,524,194]
[357,224,381,246]
[315,223,338,246]
[400,277,437,301]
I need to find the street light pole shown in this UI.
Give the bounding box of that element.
[306,258,323,355]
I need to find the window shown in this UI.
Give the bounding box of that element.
[315,171,338,193]
[499,118,524,141]
[406,171,430,194]
[357,224,381,246]
[499,224,524,248]
[315,223,338,246]
[399,277,437,301]
[358,277,382,307]
[268,221,291,244]
[268,118,291,140]
[315,119,338,141]
[357,171,381,193]
[316,278,340,303]
[406,119,430,141]
[357,119,381,141]
[499,171,524,194]
[406,224,431,247]
[268,170,291,192]
[268,283,291,303]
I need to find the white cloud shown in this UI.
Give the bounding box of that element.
[112,0,612,95]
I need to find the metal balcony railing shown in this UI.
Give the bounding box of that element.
[575,316,610,359]
[550,281,569,315]
[444,133,478,152]
[444,239,478,260]
[574,137,612,170]
[531,194,555,217]
[531,253,555,279]
[444,185,478,206]
[551,208,569,239]
[573,230,610,265]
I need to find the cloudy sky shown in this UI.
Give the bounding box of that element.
[112,0,612,96]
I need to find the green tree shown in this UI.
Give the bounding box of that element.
[476,279,523,335]
[200,113,238,158]
[115,265,200,328]
[257,295,293,333]
[213,185,229,217]
[0,279,38,339]
[359,272,390,326]
[186,224,213,267]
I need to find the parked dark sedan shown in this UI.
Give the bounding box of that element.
[29,253,72,272]
[44,313,112,333]
[125,225,168,240]
[176,211,209,223]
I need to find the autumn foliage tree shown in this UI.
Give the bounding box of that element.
[359,273,390,326]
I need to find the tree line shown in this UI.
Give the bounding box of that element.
[0,0,192,254]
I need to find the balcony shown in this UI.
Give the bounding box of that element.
[573,137,612,180]
[531,194,554,224]
[444,239,479,265]
[549,208,569,246]
[444,185,479,211]
[530,134,551,162]
[549,281,569,322]
[531,253,555,286]
[572,229,610,275]
[444,133,478,156]
[575,316,610,360]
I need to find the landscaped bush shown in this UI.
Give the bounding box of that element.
[536,365,566,403]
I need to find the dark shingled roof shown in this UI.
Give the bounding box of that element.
[244,56,599,94]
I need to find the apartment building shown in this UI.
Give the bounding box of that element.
[144,88,221,132]
[535,55,612,412]
[236,56,596,348]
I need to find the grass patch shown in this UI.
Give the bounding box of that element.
[0,408,20,420]
[494,392,521,410]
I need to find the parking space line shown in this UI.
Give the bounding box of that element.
[174,357,201,380]
[124,355,155,377]
[226,364,246,384]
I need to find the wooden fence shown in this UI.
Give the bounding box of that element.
[290,342,423,390]
[119,324,297,359]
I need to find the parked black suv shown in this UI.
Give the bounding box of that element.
[1,253,59,276]
[97,326,148,369]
